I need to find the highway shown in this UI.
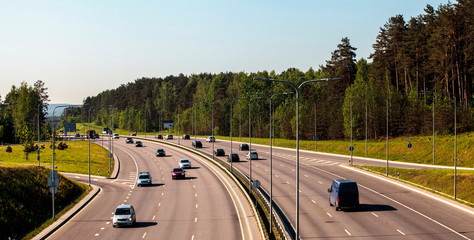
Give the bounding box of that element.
[158,136,474,239]
[46,138,261,240]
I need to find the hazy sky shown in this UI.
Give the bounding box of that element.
[0,0,450,104]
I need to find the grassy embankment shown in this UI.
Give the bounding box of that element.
[0,140,111,177]
[359,166,474,206]
[0,166,89,240]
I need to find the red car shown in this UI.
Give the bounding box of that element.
[171,168,186,180]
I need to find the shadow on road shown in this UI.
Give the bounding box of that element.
[132,222,158,228]
[346,204,397,212]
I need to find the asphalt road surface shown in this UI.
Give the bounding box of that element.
[156,136,474,240]
[46,138,261,240]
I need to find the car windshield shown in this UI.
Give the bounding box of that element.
[139,174,149,179]
[180,160,189,163]
[173,168,183,172]
[115,208,131,215]
[157,149,164,152]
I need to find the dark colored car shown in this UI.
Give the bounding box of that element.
[130,133,137,136]
[239,143,249,151]
[182,134,190,140]
[192,140,202,148]
[156,134,163,139]
[214,148,225,156]
[171,167,186,179]
[135,141,143,147]
[93,133,100,139]
[227,153,240,162]
[126,137,133,143]
[328,179,360,211]
[156,148,166,157]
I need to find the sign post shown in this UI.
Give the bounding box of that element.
[48,170,60,218]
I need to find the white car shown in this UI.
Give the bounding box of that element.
[206,136,215,142]
[164,134,173,140]
[247,151,258,160]
[113,133,119,139]
[112,205,136,227]
[178,159,191,168]
[137,172,152,186]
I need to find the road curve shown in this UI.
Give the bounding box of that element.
[43,138,262,240]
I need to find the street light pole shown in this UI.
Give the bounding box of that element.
[453,96,457,200]
[254,77,340,239]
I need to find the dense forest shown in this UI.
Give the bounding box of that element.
[1,1,472,146]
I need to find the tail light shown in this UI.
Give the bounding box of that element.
[336,197,340,204]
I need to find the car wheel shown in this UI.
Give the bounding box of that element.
[329,198,333,206]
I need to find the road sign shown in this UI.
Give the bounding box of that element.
[252,180,261,189]
[48,170,60,187]
[349,146,354,152]
[408,143,413,148]
[50,186,57,194]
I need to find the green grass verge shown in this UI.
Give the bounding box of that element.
[0,166,89,240]
[0,140,111,177]
[359,165,474,206]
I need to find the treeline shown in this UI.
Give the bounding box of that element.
[0,80,50,145]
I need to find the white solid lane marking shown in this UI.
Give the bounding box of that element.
[397,229,405,235]
[371,212,379,218]
[326,212,332,217]
[344,229,351,236]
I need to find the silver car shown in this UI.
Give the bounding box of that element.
[178,159,191,168]
[113,205,136,227]
[246,151,258,160]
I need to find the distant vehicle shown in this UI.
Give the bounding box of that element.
[206,136,215,142]
[126,137,133,144]
[155,134,163,139]
[239,143,249,151]
[164,134,173,140]
[135,141,143,147]
[93,133,100,139]
[156,148,166,157]
[113,133,119,139]
[74,133,81,138]
[178,159,191,168]
[214,148,225,156]
[182,134,190,140]
[102,128,112,135]
[86,130,97,139]
[246,151,258,160]
[137,172,152,186]
[227,153,240,162]
[130,133,137,136]
[112,205,136,227]
[192,140,202,148]
[328,179,360,211]
[171,167,186,179]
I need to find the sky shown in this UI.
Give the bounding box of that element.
[0,0,451,104]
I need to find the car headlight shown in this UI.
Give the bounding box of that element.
[128,217,133,221]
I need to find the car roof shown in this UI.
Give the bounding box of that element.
[180,159,189,161]
[117,204,133,209]
[333,179,357,184]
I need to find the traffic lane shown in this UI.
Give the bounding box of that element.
[47,145,140,239]
[206,139,473,239]
[126,139,243,239]
[114,141,197,240]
